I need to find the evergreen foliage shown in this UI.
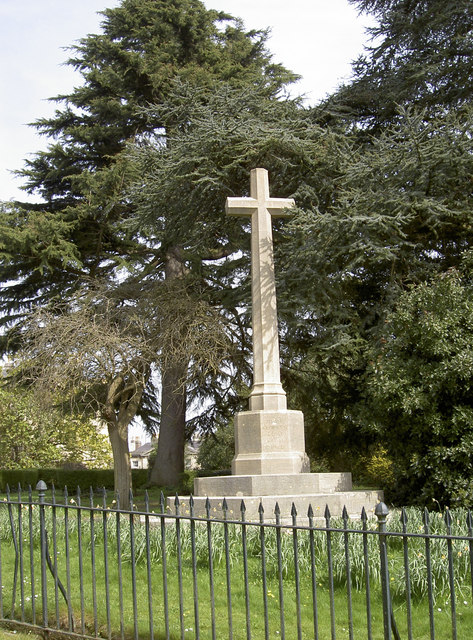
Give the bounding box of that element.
[3,0,295,324]
[0,468,148,492]
[323,0,473,129]
[275,104,473,476]
[273,0,473,496]
[126,81,341,465]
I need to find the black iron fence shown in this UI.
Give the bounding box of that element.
[0,482,472,640]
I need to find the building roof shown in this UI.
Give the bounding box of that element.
[130,442,154,458]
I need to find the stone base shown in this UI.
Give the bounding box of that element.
[178,405,384,522]
[170,472,385,522]
[170,489,383,523]
[232,409,309,475]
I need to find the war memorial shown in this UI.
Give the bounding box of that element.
[173,169,382,521]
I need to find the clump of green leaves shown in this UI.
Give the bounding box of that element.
[364,269,473,507]
[196,422,235,472]
[0,386,112,470]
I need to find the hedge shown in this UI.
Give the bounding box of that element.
[0,468,148,493]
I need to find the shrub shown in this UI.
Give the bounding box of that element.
[196,424,234,471]
[0,468,148,493]
[364,270,473,507]
[354,445,394,489]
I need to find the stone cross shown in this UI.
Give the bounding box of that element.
[226,168,295,412]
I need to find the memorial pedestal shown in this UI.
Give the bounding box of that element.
[231,409,309,475]
[173,408,383,523]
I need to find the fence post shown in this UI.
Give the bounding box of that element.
[36,480,48,629]
[375,502,392,640]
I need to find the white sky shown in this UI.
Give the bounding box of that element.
[0,0,373,202]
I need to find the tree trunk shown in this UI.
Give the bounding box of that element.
[107,420,132,510]
[150,247,188,487]
[149,363,187,486]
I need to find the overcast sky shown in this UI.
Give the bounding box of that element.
[0,0,374,202]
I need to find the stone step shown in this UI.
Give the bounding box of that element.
[194,472,353,497]
[168,489,383,522]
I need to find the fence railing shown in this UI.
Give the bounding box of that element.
[0,481,472,640]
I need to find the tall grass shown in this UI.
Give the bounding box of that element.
[1,499,472,639]
[1,502,472,599]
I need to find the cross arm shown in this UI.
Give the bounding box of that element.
[225,196,295,218]
[267,198,296,217]
[225,197,257,217]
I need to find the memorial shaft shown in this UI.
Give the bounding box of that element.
[226,168,295,411]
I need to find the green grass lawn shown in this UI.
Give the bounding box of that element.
[0,503,471,639]
[0,626,42,640]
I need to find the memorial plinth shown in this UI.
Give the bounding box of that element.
[171,169,382,521]
[231,409,307,475]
